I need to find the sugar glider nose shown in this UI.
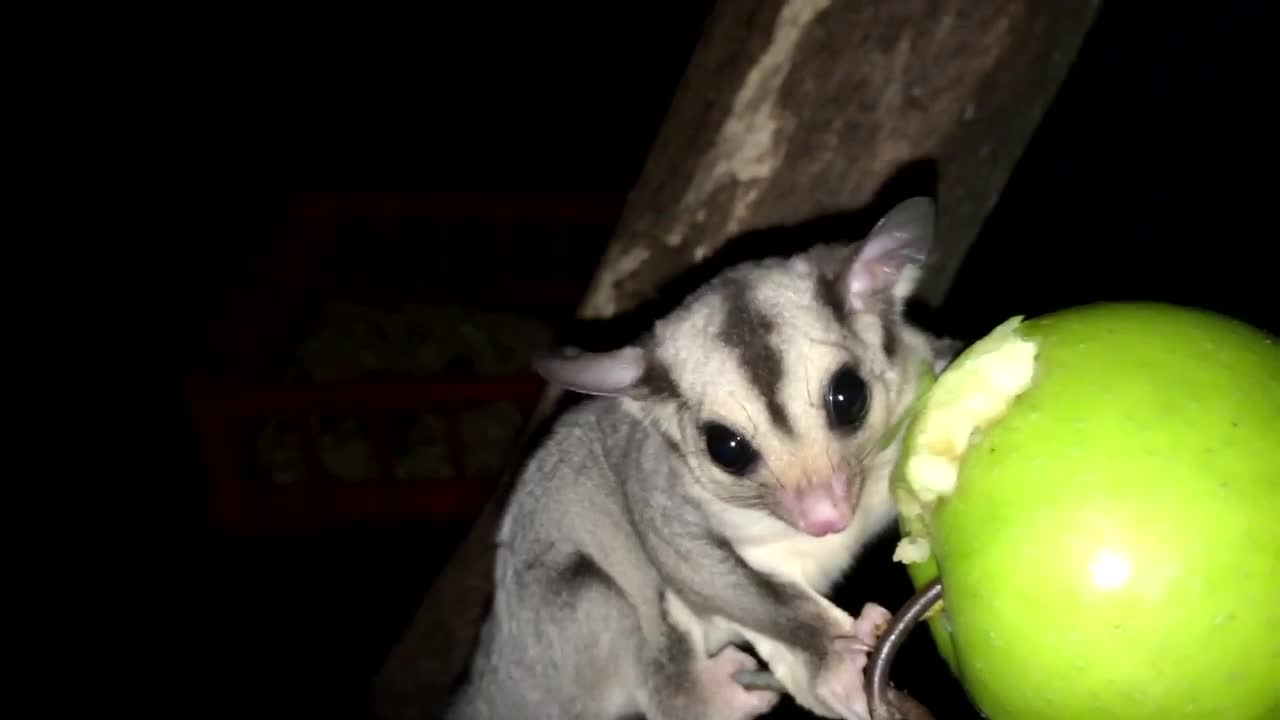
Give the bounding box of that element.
[779,472,853,537]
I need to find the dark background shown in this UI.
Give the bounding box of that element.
[27,1,1276,718]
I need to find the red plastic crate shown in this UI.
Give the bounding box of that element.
[185,372,547,536]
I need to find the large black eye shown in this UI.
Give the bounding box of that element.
[702,422,760,476]
[826,365,869,431]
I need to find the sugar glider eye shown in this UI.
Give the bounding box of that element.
[826,364,869,431]
[701,422,759,476]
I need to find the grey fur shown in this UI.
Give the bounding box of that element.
[448,198,959,720]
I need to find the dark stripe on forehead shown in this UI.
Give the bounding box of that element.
[810,243,851,324]
[880,309,899,359]
[716,278,793,435]
[815,268,848,324]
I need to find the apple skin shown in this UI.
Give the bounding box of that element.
[892,302,1280,720]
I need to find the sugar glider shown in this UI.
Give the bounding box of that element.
[446,198,959,720]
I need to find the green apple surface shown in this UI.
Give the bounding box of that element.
[890,302,1280,720]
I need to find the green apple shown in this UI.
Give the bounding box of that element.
[890,302,1280,720]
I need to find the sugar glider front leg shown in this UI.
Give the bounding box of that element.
[721,590,892,720]
[637,588,782,720]
[654,530,892,720]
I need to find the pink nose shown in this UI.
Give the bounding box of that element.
[779,472,853,537]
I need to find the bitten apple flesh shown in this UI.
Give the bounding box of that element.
[891,302,1280,720]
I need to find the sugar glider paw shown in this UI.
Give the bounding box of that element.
[697,645,781,720]
[813,603,894,720]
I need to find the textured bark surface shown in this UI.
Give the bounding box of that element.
[373,1,1098,717]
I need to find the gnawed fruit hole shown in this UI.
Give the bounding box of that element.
[893,316,1039,565]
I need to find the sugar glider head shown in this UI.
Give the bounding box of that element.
[535,197,939,538]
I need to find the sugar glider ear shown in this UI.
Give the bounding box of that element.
[840,196,935,313]
[532,346,647,397]
[930,336,967,375]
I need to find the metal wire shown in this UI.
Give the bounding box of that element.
[867,577,944,720]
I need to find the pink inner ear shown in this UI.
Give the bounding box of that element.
[843,198,933,311]
[845,251,905,313]
[533,346,646,396]
[844,231,927,312]
[846,256,895,307]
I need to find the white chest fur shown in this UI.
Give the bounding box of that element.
[700,494,881,594]
[698,448,899,594]
[742,525,864,593]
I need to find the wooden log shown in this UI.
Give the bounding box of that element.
[372,1,1099,716]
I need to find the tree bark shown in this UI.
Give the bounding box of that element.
[373,1,1099,717]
